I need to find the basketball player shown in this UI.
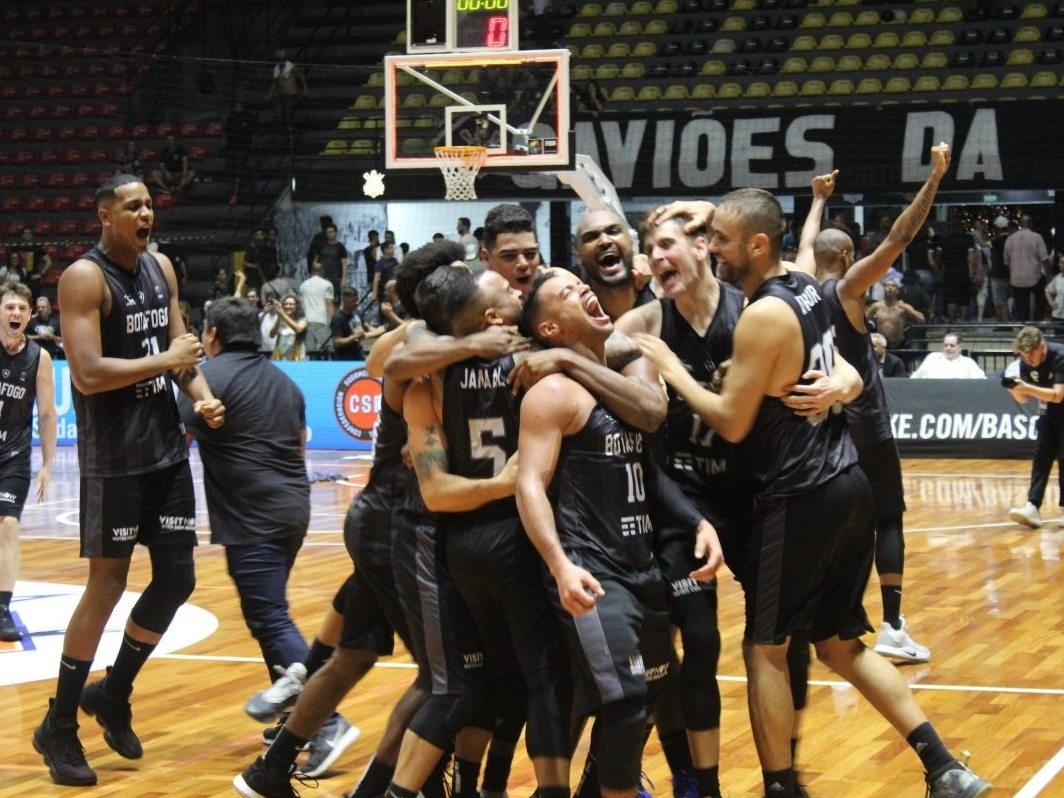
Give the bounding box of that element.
[635,188,990,798]
[0,282,57,644]
[33,174,225,788]
[517,269,723,798]
[575,208,655,322]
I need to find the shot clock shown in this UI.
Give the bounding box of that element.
[408,0,519,53]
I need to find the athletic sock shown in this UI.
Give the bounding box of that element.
[881,586,903,629]
[906,722,958,779]
[762,768,795,796]
[659,728,693,775]
[386,784,419,798]
[481,748,513,793]
[105,632,157,696]
[350,756,396,798]
[454,756,481,798]
[50,656,93,724]
[264,725,310,771]
[0,590,12,609]
[693,764,720,798]
[304,638,336,678]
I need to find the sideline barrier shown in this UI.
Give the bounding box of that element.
[33,362,1039,459]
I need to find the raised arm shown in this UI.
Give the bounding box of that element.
[792,169,839,276]
[34,349,57,502]
[383,323,529,384]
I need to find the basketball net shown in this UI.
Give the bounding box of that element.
[434,146,488,201]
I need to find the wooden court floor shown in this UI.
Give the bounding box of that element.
[1,448,1062,798]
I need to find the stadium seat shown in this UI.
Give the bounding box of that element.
[567,22,591,37]
[1,197,23,213]
[351,139,375,156]
[630,0,653,12]
[610,86,636,102]
[710,39,735,53]
[1007,48,1035,65]
[892,53,919,70]
[1036,46,1062,63]
[902,30,928,48]
[323,140,347,155]
[581,43,605,59]
[1000,72,1029,89]
[663,84,688,101]
[808,56,834,72]
[621,61,646,78]
[772,80,798,97]
[781,56,808,73]
[633,41,658,58]
[578,4,602,17]
[827,12,853,27]
[847,33,873,49]
[33,219,54,236]
[604,1,628,14]
[884,76,912,93]
[690,83,715,100]
[1015,26,1042,42]
[1023,3,1048,17]
[929,30,956,46]
[654,0,678,12]
[864,53,891,71]
[572,64,594,80]
[745,81,771,98]
[913,75,940,92]
[987,27,1010,45]
[800,12,825,28]
[701,59,726,75]
[1031,70,1060,87]
[722,16,746,31]
[636,85,663,103]
[618,21,642,36]
[58,219,79,236]
[790,35,817,51]
[819,34,844,50]
[47,172,68,187]
[607,42,631,58]
[716,82,743,99]
[921,51,948,69]
[592,22,616,37]
[855,77,883,95]
[594,62,619,79]
[942,74,970,91]
[937,7,963,23]
[826,78,853,95]
[909,8,935,25]
[799,79,825,97]
[644,19,668,35]
[970,73,998,90]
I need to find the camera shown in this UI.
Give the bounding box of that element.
[1001,375,1019,389]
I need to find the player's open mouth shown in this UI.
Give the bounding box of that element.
[597,250,622,273]
[136,228,151,240]
[584,293,609,323]
[657,266,679,287]
[9,321,21,330]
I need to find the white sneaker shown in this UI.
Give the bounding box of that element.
[873,616,931,663]
[299,714,360,777]
[244,662,307,722]
[1009,501,1043,529]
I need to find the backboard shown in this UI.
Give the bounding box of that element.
[383,48,571,171]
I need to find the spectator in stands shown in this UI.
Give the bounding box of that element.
[211,266,243,300]
[988,216,1012,322]
[431,232,445,243]
[271,294,308,362]
[261,229,285,296]
[530,0,556,49]
[151,135,196,194]
[244,288,261,311]
[304,215,332,272]
[1006,214,1051,322]
[871,332,906,378]
[1043,252,1064,323]
[1006,326,1064,530]
[910,333,986,379]
[329,287,383,361]
[362,230,381,290]
[866,280,925,348]
[313,224,349,297]
[14,228,48,289]
[371,241,398,302]
[115,141,145,182]
[574,78,606,118]
[259,290,280,355]
[378,279,407,331]
[171,252,189,289]
[384,230,402,263]
[2,251,29,286]
[968,219,992,322]
[266,49,307,142]
[906,224,945,320]
[457,216,478,261]
[299,262,335,360]
[225,100,257,205]
[243,229,266,291]
[27,296,63,360]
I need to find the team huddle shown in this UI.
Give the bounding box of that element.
[25,152,991,798]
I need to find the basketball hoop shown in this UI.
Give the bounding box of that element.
[433,146,488,200]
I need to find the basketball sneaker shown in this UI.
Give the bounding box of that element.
[1009,501,1042,529]
[79,668,143,759]
[246,663,307,722]
[0,605,21,642]
[670,770,698,798]
[33,702,98,787]
[926,762,992,798]
[234,755,315,798]
[300,714,361,777]
[874,616,931,663]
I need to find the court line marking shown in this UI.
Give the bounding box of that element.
[1014,744,1064,798]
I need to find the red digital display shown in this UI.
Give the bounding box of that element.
[456,3,513,49]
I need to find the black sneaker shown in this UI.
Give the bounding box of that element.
[0,605,21,642]
[234,755,315,798]
[33,707,98,787]
[79,668,143,759]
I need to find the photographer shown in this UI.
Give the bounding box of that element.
[1006,326,1064,528]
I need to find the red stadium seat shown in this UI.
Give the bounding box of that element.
[15,150,35,164]
[79,124,102,141]
[1,197,23,213]
[156,122,177,138]
[5,106,26,121]
[34,219,55,236]
[204,120,224,136]
[70,83,90,97]
[80,218,101,236]
[99,24,117,38]
[64,64,84,78]
[0,174,15,188]
[75,194,96,210]
[63,241,85,259]
[0,151,10,166]
[76,103,97,118]
[41,64,60,78]
[24,85,43,99]
[58,219,80,236]
[71,171,92,187]
[86,62,106,76]
[52,195,73,212]
[179,122,200,137]
[33,127,53,142]
[22,173,42,188]
[4,82,24,99]
[5,220,30,237]
[8,128,28,142]
[153,192,176,209]
[47,84,67,98]
[105,124,126,140]
[27,195,49,211]
[47,172,69,187]
[57,126,78,141]
[101,103,119,117]
[93,82,113,96]
[39,150,60,164]
[64,148,86,164]
[28,105,48,120]
[50,103,73,120]
[88,147,110,163]
[130,123,152,138]
[188,144,209,159]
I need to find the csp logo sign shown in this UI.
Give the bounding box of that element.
[334,368,382,442]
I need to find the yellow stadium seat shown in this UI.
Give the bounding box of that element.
[835,54,862,71]
[654,0,678,12]
[592,22,617,37]
[663,84,688,101]
[690,83,715,100]
[401,93,426,109]
[864,53,891,71]
[606,42,631,58]
[884,76,912,93]
[722,16,746,31]
[781,56,808,73]
[846,32,872,49]
[353,94,377,110]
[827,78,854,95]
[610,86,636,102]
[745,81,771,98]
[1015,26,1042,43]
[441,68,465,85]
[604,1,628,14]
[1007,48,1035,66]
[834,0,859,5]
[644,19,668,35]
[367,72,385,87]
[571,64,594,80]
[854,10,880,26]
[351,139,376,156]
[809,56,835,72]
[942,74,970,91]
[339,116,361,130]
[618,21,642,36]
[971,73,998,90]
[828,12,853,27]
[733,0,756,9]
[323,140,347,155]
[928,29,955,46]
[630,0,652,12]
[791,35,817,51]
[636,85,662,103]
[414,115,436,128]
[594,62,619,79]
[568,23,591,37]
[872,31,898,48]
[913,75,940,92]
[581,43,605,59]
[632,41,657,58]
[1000,72,1029,89]
[909,8,935,25]
[801,12,826,28]
[716,82,743,99]
[394,117,411,129]
[855,77,883,94]
[701,59,726,76]
[819,34,844,49]
[428,94,451,107]
[1032,70,1059,88]
[578,4,602,17]
[936,7,963,23]
[711,38,736,53]
[892,52,919,70]
[400,137,424,155]
[921,51,948,69]
[621,62,646,78]
[1022,3,1048,18]
[773,80,799,97]
[901,30,928,48]
[799,79,826,96]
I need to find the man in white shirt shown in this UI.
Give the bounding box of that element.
[299,263,335,359]
[910,333,986,379]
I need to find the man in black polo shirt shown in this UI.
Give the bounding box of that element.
[330,288,383,361]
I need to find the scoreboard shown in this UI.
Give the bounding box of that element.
[407,0,519,53]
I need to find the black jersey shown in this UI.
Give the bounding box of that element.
[822,279,893,447]
[0,339,42,461]
[657,283,755,502]
[74,248,187,478]
[441,354,519,524]
[361,393,410,516]
[551,402,655,574]
[1019,340,1064,425]
[742,271,856,497]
